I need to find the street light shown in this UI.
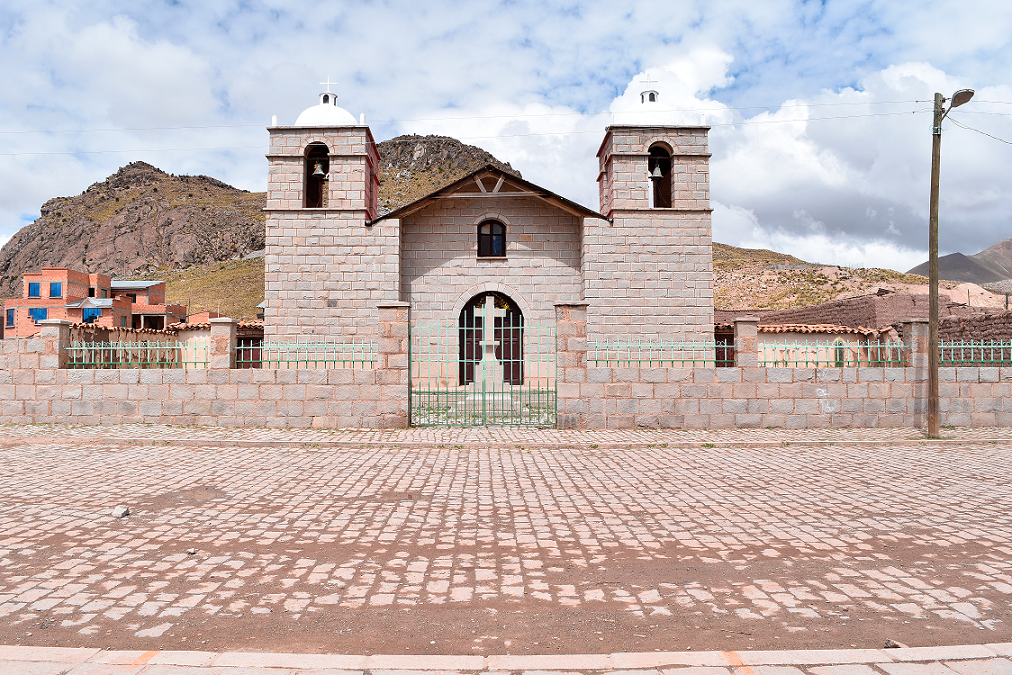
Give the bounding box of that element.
[927,88,974,437]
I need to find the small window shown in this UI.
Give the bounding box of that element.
[120,316,127,327]
[28,282,40,298]
[649,92,656,102]
[88,287,95,298]
[50,282,62,298]
[101,289,108,299]
[82,308,101,324]
[478,220,506,257]
[28,308,47,324]
[322,94,329,104]
[5,308,13,327]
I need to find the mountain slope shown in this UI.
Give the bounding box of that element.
[906,238,1012,283]
[0,162,265,298]
[0,136,519,299]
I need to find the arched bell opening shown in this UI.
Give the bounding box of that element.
[648,144,672,208]
[304,143,330,208]
[458,291,524,386]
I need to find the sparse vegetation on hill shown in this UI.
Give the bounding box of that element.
[130,258,266,322]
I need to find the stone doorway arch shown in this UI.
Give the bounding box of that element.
[458,291,524,386]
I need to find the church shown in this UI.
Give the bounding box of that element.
[263,85,714,349]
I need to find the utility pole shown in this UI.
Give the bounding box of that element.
[926,88,973,437]
[927,93,943,438]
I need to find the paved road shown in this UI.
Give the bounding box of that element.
[1,424,1011,657]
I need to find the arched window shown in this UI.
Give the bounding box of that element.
[648,145,672,208]
[304,143,330,208]
[477,220,506,257]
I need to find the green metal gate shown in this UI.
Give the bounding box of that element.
[409,301,556,426]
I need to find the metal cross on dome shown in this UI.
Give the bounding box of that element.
[320,77,339,93]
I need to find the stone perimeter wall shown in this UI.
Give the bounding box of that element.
[0,310,1005,430]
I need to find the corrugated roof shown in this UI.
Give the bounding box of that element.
[111,280,164,289]
[65,298,114,308]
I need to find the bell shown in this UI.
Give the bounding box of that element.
[650,165,663,178]
[312,162,326,178]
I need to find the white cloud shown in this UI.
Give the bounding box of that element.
[712,202,926,271]
[1,0,1011,273]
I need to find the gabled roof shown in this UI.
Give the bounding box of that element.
[371,164,608,223]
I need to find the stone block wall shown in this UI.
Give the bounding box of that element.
[0,317,409,429]
[597,126,710,215]
[400,197,583,323]
[266,126,379,213]
[264,212,400,339]
[582,211,713,340]
[556,364,1011,429]
[264,124,388,340]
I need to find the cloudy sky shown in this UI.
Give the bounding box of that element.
[2,0,1011,270]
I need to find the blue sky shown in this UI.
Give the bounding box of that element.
[1,0,1011,270]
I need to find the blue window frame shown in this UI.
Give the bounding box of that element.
[82,308,101,323]
[49,282,62,298]
[27,282,40,298]
[28,308,47,323]
[5,308,13,327]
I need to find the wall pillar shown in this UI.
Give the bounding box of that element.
[555,303,588,429]
[901,319,929,370]
[209,318,238,369]
[733,316,760,367]
[377,302,410,428]
[38,319,71,369]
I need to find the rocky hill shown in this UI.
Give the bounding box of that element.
[0,162,266,298]
[0,136,518,299]
[376,134,520,215]
[906,238,1012,284]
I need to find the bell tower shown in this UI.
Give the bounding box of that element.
[587,108,714,340]
[263,83,394,339]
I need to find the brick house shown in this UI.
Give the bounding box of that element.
[2,268,186,338]
[264,87,713,342]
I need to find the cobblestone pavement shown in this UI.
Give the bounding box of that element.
[1,424,1011,657]
[2,422,1012,448]
[2,643,1012,675]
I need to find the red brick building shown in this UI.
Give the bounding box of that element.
[2,268,187,338]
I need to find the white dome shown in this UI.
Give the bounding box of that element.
[295,102,358,126]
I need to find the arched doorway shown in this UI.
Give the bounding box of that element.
[458,291,524,386]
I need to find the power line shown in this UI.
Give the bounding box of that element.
[948,116,1012,145]
[0,99,941,135]
[0,109,936,156]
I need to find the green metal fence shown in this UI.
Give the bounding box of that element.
[588,339,728,366]
[758,339,907,367]
[235,339,376,369]
[410,316,556,426]
[66,340,209,369]
[939,339,1012,366]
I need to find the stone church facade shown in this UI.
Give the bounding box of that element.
[263,88,714,341]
